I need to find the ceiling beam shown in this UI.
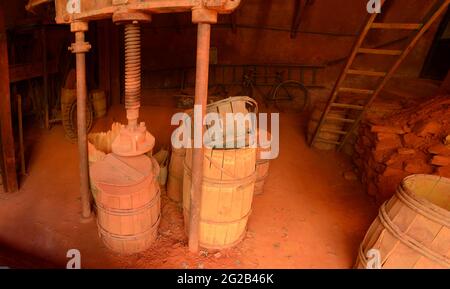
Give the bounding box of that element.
[290,0,303,39]
[291,0,313,39]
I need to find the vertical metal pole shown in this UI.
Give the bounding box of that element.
[70,22,92,221]
[189,23,211,253]
[76,31,91,220]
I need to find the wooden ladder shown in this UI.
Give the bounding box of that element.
[310,0,450,151]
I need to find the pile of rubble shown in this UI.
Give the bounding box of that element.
[353,96,450,203]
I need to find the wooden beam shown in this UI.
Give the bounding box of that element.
[338,87,375,95]
[0,7,18,193]
[9,60,58,83]
[357,48,403,55]
[290,0,302,39]
[371,23,423,30]
[347,69,387,77]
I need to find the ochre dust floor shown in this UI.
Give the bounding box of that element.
[0,105,377,268]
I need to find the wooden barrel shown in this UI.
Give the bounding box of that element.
[254,160,270,195]
[184,96,258,145]
[183,146,257,249]
[167,147,186,203]
[90,89,107,118]
[61,88,76,117]
[254,130,272,195]
[307,102,346,150]
[90,154,161,254]
[87,123,123,201]
[355,174,450,269]
[88,122,122,155]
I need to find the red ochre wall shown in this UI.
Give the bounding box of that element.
[137,0,444,105]
[3,0,446,106]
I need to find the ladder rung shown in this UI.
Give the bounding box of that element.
[357,48,403,56]
[371,23,423,30]
[315,138,341,145]
[325,116,356,124]
[320,129,348,135]
[338,87,374,94]
[347,69,387,77]
[331,103,365,110]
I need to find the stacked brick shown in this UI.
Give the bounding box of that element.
[353,96,450,204]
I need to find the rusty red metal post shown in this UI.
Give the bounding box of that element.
[70,22,92,220]
[189,7,217,253]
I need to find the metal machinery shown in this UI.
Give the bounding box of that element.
[53,0,241,253]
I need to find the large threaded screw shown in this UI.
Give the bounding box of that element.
[124,23,141,128]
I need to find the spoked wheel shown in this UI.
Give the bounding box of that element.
[271,80,309,112]
[63,98,94,141]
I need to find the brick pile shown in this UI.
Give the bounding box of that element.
[353,96,450,204]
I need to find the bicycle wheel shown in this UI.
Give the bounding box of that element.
[272,80,309,112]
[63,98,94,140]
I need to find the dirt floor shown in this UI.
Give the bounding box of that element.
[0,105,378,268]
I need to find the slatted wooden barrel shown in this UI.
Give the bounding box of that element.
[167,147,186,203]
[61,88,76,114]
[183,146,257,249]
[90,154,161,254]
[88,122,122,155]
[254,130,272,195]
[184,96,258,144]
[307,102,346,150]
[90,89,107,118]
[355,174,450,269]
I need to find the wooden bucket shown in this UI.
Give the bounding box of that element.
[183,146,257,249]
[184,96,258,146]
[88,122,124,201]
[90,89,107,118]
[355,174,450,269]
[167,147,186,203]
[88,122,122,155]
[90,154,161,254]
[254,160,270,195]
[307,102,346,150]
[153,148,169,187]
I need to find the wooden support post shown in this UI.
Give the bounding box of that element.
[17,94,26,176]
[0,8,18,193]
